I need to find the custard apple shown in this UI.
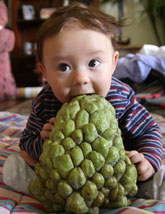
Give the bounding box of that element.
[28,94,138,213]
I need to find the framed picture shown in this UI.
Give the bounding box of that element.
[22,5,35,20]
[40,8,56,19]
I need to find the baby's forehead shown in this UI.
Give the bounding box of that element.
[38,14,116,63]
[42,22,113,57]
[60,18,89,32]
[59,19,111,41]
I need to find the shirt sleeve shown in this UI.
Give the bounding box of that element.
[118,89,163,172]
[19,100,45,160]
[19,84,63,160]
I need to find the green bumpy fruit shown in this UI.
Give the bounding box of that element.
[28,94,138,213]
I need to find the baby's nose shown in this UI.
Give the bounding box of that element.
[72,69,90,85]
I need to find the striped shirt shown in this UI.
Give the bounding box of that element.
[19,77,163,171]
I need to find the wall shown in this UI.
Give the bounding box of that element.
[4,0,164,46]
[100,0,164,47]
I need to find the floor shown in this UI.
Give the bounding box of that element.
[0,99,25,111]
[0,98,32,115]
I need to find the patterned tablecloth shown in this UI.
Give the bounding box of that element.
[0,111,165,214]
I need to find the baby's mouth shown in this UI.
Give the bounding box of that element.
[73,93,94,97]
[70,93,95,101]
[85,93,95,96]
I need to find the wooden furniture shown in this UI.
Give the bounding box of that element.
[118,45,141,57]
[11,0,99,87]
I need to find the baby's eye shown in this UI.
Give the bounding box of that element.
[88,59,100,68]
[58,63,71,72]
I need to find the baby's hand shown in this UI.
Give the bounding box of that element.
[40,117,55,141]
[127,150,155,181]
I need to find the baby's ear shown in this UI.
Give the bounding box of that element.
[112,51,119,72]
[113,51,119,65]
[37,62,47,78]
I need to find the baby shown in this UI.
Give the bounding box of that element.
[3,2,163,199]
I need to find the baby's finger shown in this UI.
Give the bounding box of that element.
[40,130,50,140]
[43,123,53,131]
[127,150,138,158]
[49,117,55,125]
[138,167,152,181]
[137,159,149,175]
[129,152,145,164]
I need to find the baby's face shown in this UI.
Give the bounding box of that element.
[39,26,119,103]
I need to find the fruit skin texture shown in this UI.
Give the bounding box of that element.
[28,94,138,213]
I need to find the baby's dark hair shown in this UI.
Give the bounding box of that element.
[37,2,124,62]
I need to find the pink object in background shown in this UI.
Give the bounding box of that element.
[0,1,17,100]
